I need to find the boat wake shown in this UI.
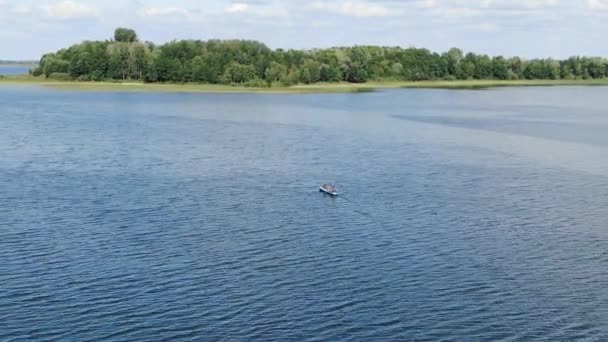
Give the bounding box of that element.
[335,194,375,220]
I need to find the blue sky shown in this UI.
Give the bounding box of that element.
[1,0,607,60]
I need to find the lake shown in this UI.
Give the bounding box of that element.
[1,85,607,341]
[0,65,32,76]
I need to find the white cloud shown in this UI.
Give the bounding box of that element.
[0,1,6,19]
[310,1,394,17]
[42,1,99,19]
[11,6,31,14]
[415,0,439,9]
[224,2,288,17]
[311,20,336,28]
[141,7,191,17]
[481,0,559,10]
[423,0,561,19]
[225,3,249,13]
[0,1,30,15]
[433,7,481,18]
[587,0,608,10]
[478,22,498,32]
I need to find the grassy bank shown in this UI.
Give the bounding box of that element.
[0,75,356,93]
[295,79,608,91]
[2,75,608,93]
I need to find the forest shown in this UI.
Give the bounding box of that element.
[32,28,608,86]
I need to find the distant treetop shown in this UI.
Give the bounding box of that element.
[114,28,138,43]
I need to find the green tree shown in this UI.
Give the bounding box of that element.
[319,63,341,82]
[69,51,94,79]
[474,55,493,79]
[300,60,320,84]
[457,57,476,79]
[586,57,606,78]
[191,56,206,82]
[42,57,70,77]
[107,42,130,79]
[508,57,524,79]
[390,62,404,78]
[523,60,545,79]
[222,62,257,83]
[143,52,159,82]
[491,56,509,80]
[344,62,368,83]
[114,28,138,43]
[264,61,287,84]
[128,43,147,80]
[443,48,463,77]
[544,59,560,80]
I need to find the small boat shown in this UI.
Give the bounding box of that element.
[319,184,338,196]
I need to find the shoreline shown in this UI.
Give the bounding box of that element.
[2,75,608,93]
[0,64,36,67]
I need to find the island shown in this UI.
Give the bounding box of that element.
[2,28,608,93]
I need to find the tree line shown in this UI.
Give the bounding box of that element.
[33,28,608,86]
[0,60,37,65]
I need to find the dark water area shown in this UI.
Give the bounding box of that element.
[0,65,31,75]
[1,86,608,341]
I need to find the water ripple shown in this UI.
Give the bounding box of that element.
[1,87,608,341]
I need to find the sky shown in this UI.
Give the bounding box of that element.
[1,0,607,60]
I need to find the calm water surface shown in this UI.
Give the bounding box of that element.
[1,86,608,341]
[0,65,31,75]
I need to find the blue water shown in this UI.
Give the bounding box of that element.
[1,86,608,341]
[0,65,31,75]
